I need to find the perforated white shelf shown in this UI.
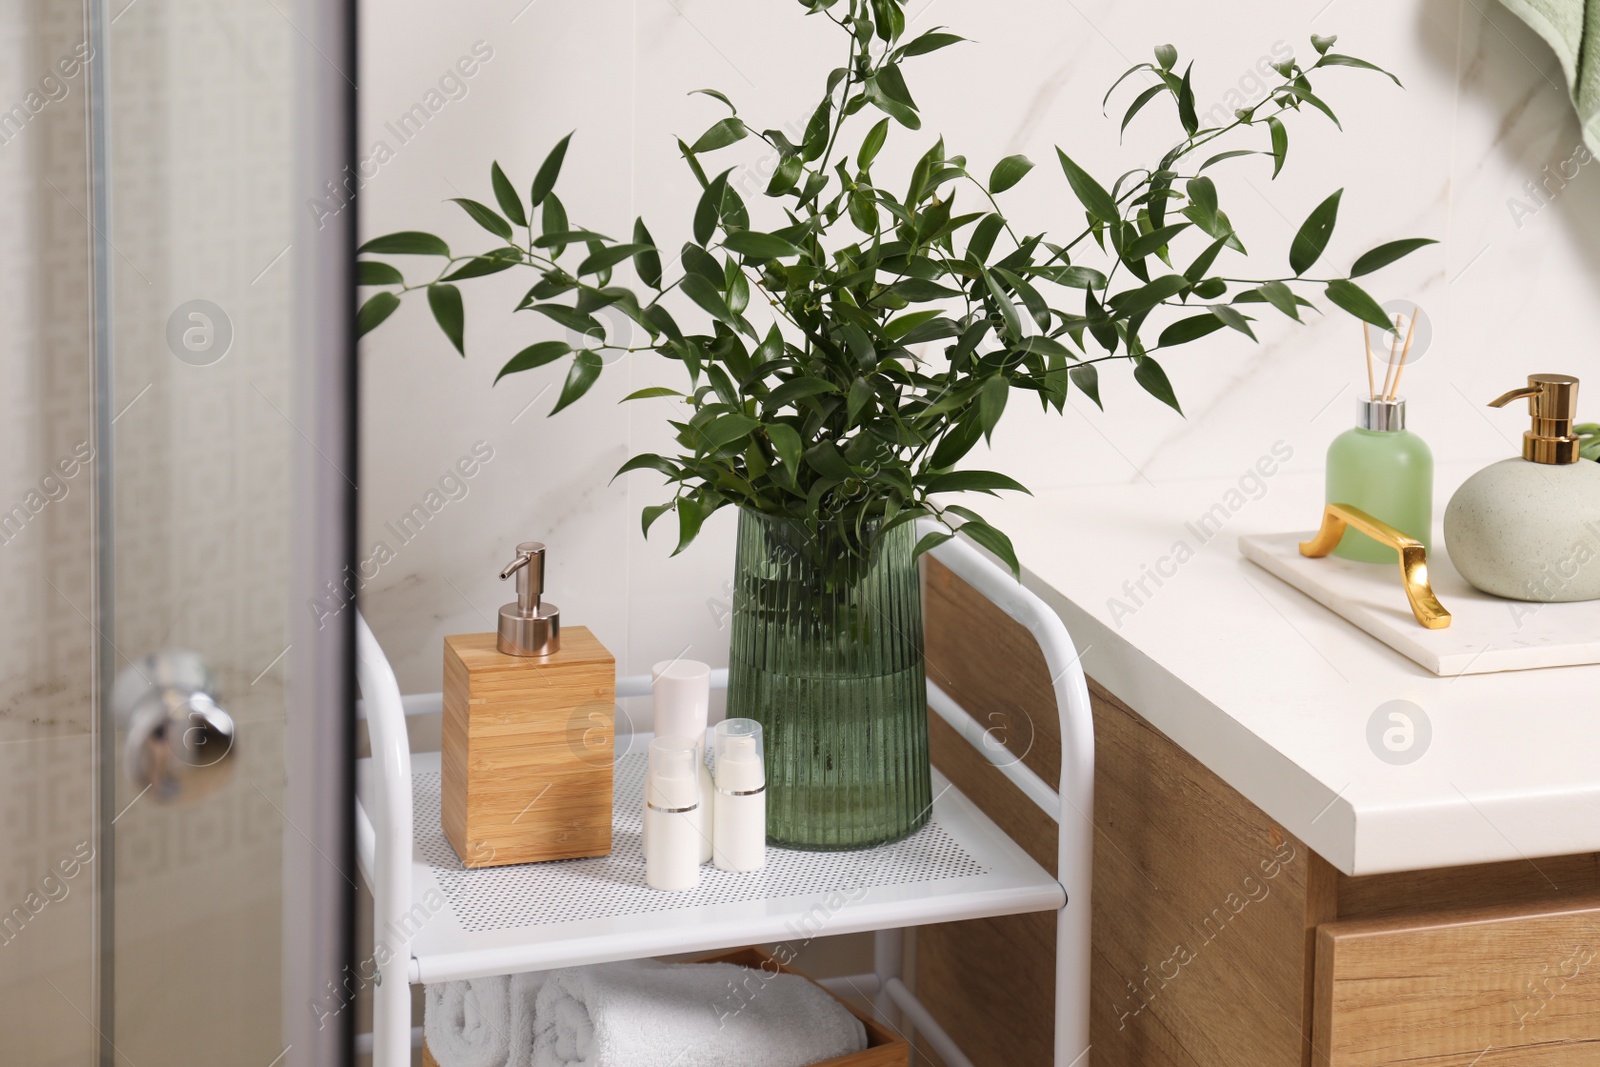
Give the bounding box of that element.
[357,748,1064,985]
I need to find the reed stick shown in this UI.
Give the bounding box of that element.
[1388,305,1420,401]
[1380,313,1404,400]
[1363,322,1376,400]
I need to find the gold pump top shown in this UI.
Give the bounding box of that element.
[1488,374,1581,465]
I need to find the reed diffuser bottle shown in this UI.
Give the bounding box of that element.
[1326,310,1433,562]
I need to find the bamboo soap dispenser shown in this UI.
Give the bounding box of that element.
[441,541,616,868]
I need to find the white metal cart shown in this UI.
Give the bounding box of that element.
[354,528,1095,1066]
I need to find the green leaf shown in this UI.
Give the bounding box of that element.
[898,29,965,56]
[858,118,890,170]
[534,229,616,249]
[1126,222,1190,260]
[442,254,519,281]
[530,132,573,209]
[722,230,804,259]
[765,376,838,409]
[641,501,675,538]
[1317,53,1401,86]
[700,412,761,449]
[1034,264,1108,289]
[1324,278,1394,330]
[867,76,921,129]
[1057,148,1119,224]
[1110,273,1189,316]
[1069,364,1102,410]
[1133,356,1183,415]
[978,376,1009,440]
[765,423,803,476]
[889,277,964,301]
[494,340,572,383]
[1177,63,1198,135]
[923,469,1031,495]
[694,171,731,247]
[673,496,704,555]
[982,267,1024,341]
[913,530,954,559]
[451,197,518,242]
[490,162,526,227]
[633,218,664,288]
[690,87,738,114]
[356,291,400,338]
[1267,116,1288,178]
[1199,149,1260,171]
[1208,303,1257,339]
[427,283,465,356]
[577,242,653,277]
[680,272,740,331]
[1257,280,1302,320]
[989,154,1035,194]
[959,520,1021,578]
[1157,313,1225,347]
[357,260,403,286]
[358,231,450,257]
[613,453,680,481]
[847,377,874,424]
[1349,237,1437,278]
[541,193,569,255]
[1184,235,1229,283]
[620,386,683,401]
[804,441,855,481]
[550,349,603,414]
[1155,44,1178,70]
[1275,84,1341,129]
[1289,188,1342,275]
[1120,84,1166,137]
[691,116,749,154]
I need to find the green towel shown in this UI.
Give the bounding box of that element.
[1500,0,1600,151]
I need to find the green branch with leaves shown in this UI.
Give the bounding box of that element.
[357,2,1433,577]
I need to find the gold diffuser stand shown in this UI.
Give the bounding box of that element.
[1298,503,1451,630]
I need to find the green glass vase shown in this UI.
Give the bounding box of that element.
[726,508,932,850]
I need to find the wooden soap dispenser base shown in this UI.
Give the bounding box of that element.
[441,540,616,868]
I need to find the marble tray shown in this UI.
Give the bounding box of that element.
[1238,531,1600,675]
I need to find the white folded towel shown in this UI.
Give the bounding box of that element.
[424,972,547,1067]
[532,958,867,1067]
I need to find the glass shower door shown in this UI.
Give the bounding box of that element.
[0,0,356,1063]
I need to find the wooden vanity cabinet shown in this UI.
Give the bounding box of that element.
[917,559,1600,1067]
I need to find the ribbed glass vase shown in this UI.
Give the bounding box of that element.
[726,508,931,850]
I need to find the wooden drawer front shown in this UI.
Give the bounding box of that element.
[1314,900,1600,1066]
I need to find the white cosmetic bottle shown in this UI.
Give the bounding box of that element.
[713,719,766,872]
[643,737,701,891]
[651,659,714,864]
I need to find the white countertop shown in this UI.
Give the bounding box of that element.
[987,463,1600,876]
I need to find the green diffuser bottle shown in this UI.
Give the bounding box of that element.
[1326,396,1433,561]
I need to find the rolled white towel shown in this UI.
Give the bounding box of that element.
[533,958,867,1067]
[424,972,546,1067]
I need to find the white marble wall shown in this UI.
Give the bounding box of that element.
[357,0,1599,696]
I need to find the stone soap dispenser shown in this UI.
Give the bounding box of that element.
[441,541,616,868]
[1445,374,1600,602]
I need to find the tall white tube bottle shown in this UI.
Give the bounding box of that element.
[651,659,713,863]
[643,737,701,891]
[713,719,766,872]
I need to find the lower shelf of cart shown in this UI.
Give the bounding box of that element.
[356,749,1063,984]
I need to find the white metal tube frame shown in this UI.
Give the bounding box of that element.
[354,521,1094,1066]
